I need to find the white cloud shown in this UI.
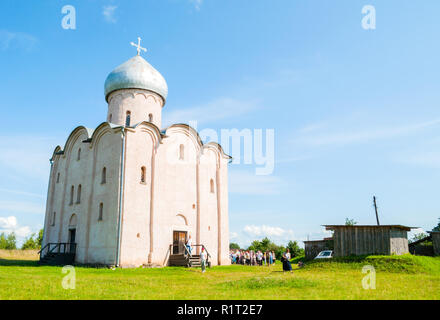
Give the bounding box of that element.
[230,232,238,240]
[244,225,293,237]
[0,216,17,229]
[0,30,37,51]
[229,170,286,195]
[163,98,259,127]
[102,5,118,23]
[0,216,32,239]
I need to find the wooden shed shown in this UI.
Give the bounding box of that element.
[428,231,440,256]
[304,237,333,260]
[323,225,413,257]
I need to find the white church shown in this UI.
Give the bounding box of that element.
[40,39,231,267]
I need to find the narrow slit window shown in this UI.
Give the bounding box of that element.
[77,148,81,161]
[98,203,103,221]
[148,113,153,122]
[101,167,107,184]
[179,144,184,160]
[51,212,56,226]
[70,186,74,205]
[109,113,112,123]
[210,179,215,193]
[76,184,82,204]
[125,111,131,126]
[56,173,60,183]
[141,166,146,183]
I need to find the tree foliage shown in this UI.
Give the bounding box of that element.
[409,232,429,244]
[0,232,17,250]
[287,240,304,257]
[433,218,440,232]
[229,242,240,250]
[345,218,357,226]
[246,237,304,260]
[21,229,44,250]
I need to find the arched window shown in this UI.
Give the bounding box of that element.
[125,111,131,126]
[98,203,103,221]
[148,113,153,122]
[51,212,56,226]
[210,179,215,193]
[70,186,74,205]
[109,113,112,123]
[179,144,184,160]
[141,166,146,183]
[101,167,107,184]
[77,148,81,161]
[56,173,60,183]
[76,184,82,204]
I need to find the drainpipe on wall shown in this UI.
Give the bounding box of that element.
[115,128,126,267]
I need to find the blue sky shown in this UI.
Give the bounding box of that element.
[1,0,440,247]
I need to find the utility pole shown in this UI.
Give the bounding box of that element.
[373,196,380,226]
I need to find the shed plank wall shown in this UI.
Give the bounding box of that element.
[332,227,409,257]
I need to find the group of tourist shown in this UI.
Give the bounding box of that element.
[230,249,293,272]
[230,249,276,266]
[186,235,294,273]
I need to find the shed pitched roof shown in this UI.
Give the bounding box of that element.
[323,225,415,232]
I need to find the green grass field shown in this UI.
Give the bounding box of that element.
[1,250,439,300]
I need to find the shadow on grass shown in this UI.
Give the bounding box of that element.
[0,259,40,267]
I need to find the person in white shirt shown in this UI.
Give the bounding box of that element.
[200,247,207,273]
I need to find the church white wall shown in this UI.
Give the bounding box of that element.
[85,129,122,265]
[151,128,199,266]
[107,89,163,128]
[219,157,230,265]
[199,149,220,264]
[118,126,156,267]
[42,126,122,266]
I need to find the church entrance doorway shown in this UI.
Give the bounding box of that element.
[172,231,187,255]
[68,228,76,253]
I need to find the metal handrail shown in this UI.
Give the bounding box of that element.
[38,242,77,259]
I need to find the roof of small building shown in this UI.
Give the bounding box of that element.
[303,237,333,243]
[104,55,168,103]
[323,225,415,231]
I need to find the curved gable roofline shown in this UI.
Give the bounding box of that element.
[62,125,96,156]
[53,123,123,161]
[89,122,124,147]
[203,141,232,160]
[165,123,231,160]
[164,123,204,148]
[50,145,63,162]
[129,121,164,141]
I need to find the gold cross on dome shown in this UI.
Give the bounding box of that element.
[130,37,147,56]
